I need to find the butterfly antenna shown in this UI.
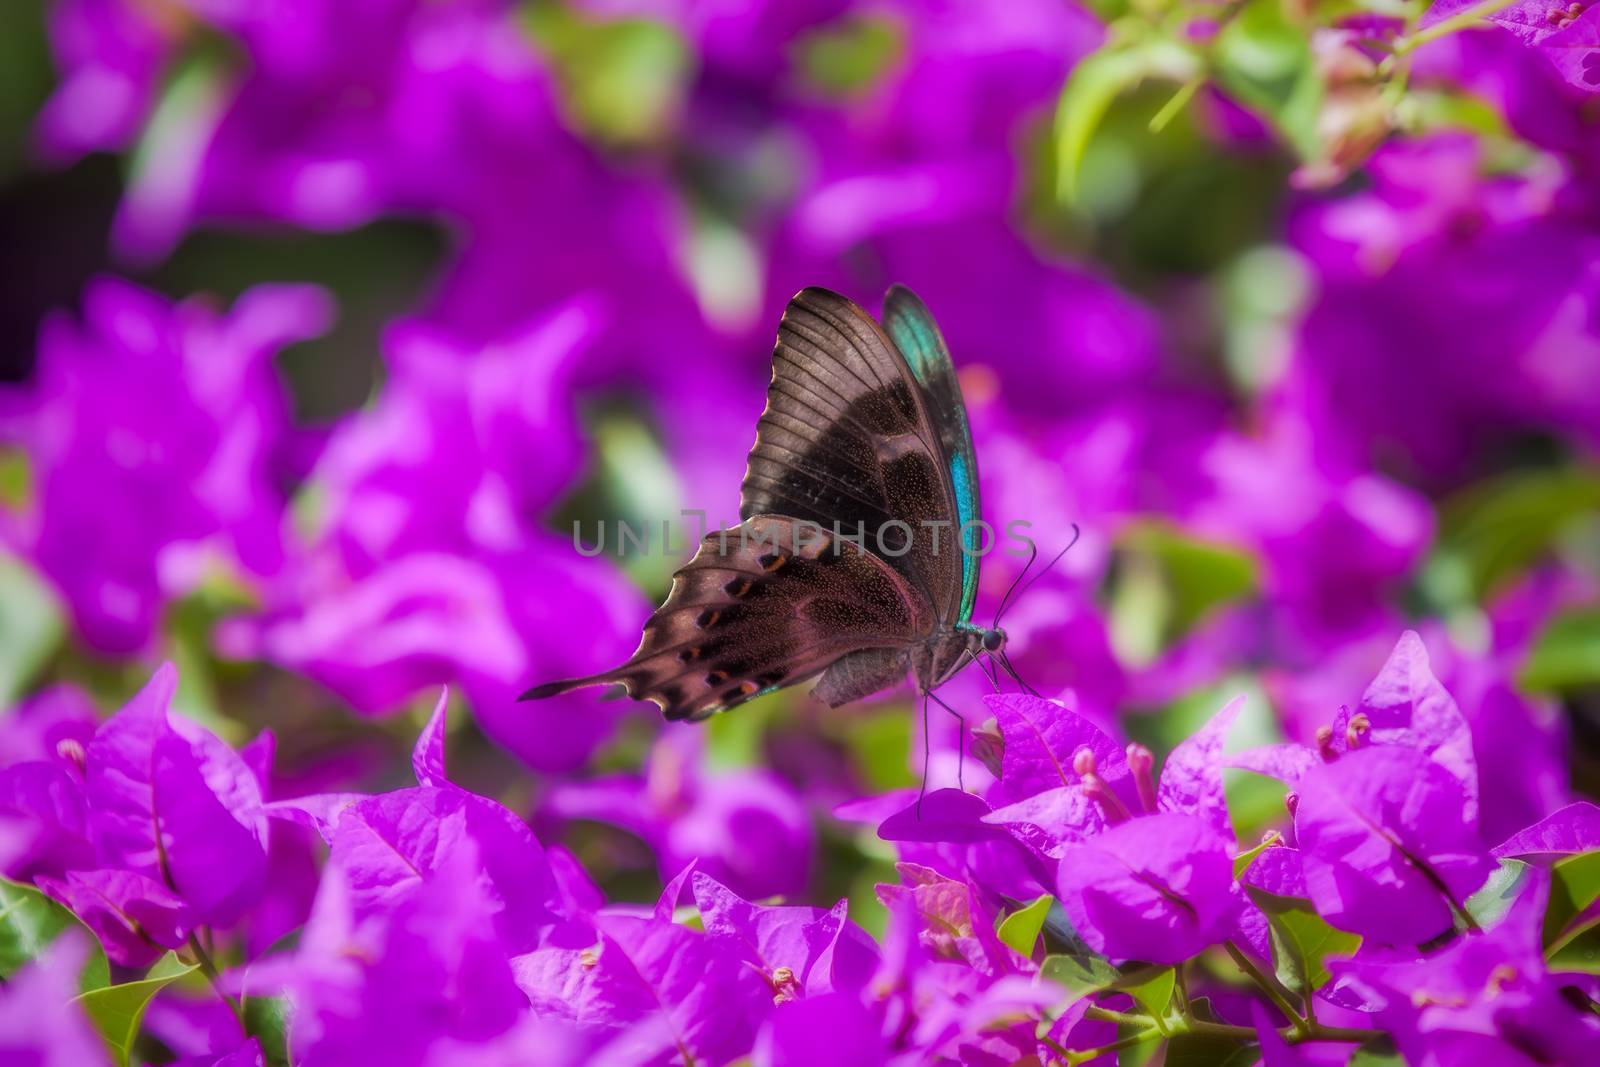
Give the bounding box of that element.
[997,649,1041,697]
[996,524,1080,629]
[978,653,1001,692]
[992,541,1038,628]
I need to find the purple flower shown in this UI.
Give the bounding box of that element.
[1492,801,1600,861]
[852,788,1047,903]
[1254,622,1571,845]
[0,933,111,1066]
[169,1040,265,1067]
[10,663,270,965]
[1416,25,1600,179]
[905,974,1062,1064]
[0,684,96,767]
[752,992,886,1067]
[220,303,645,772]
[983,693,1240,853]
[691,870,879,996]
[1284,133,1600,485]
[1056,812,1240,964]
[875,862,1029,977]
[1421,0,1600,94]
[1349,630,1480,818]
[1236,630,1480,804]
[980,694,1131,856]
[0,759,93,881]
[34,0,174,162]
[1294,746,1494,944]
[1177,417,1432,640]
[255,843,533,1067]
[277,692,561,952]
[1330,867,1600,1064]
[1,278,330,653]
[36,867,191,968]
[513,909,774,1067]
[1040,996,1118,1065]
[544,728,814,901]
[84,664,268,929]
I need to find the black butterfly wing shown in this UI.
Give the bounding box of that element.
[882,284,983,625]
[522,515,933,721]
[739,287,964,625]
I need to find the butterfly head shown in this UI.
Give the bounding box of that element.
[978,628,1006,655]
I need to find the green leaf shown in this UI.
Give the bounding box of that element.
[1550,923,1600,974]
[1110,521,1259,665]
[1040,953,1121,999]
[1545,850,1600,954]
[522,7,691,146]
[245,994,292,1067]
[1466,859,1534,929]
[1125,966,1176,1023]
[0,878,109,992]
[1232,831,1283,879]
[1247,888,1361,996]
[1211,0,1323,159]
[0,552,63,706]
[1054,43,1197,203]
[997,895,1053,956]
[76,952,198,1067]
[1348,1039,1405,1066]
[795,16,902,98]
[0,448,30,510]
[845,711,917,791]
[1522,608,1600,693]
[1437,467,1600,600]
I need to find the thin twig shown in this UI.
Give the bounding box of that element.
[186,931,244,1026]
[1224,940,1308,1035]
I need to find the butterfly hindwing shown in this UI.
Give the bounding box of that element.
[739,287,965,626]
[882,284,983,625]
[526,515,933,721]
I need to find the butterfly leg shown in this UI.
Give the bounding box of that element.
[917,689,932,817]
[929,689,967,792]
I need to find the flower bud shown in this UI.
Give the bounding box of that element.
[769,965,800,1003]
[1126,743,1158,814]
[1315,724,1337,761]
[970,717,1005,779]
[1292,32,1391,189]
[55,737,86,772]
[1345,712,1371,750]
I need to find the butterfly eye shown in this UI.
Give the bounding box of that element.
[981,630,1005,653]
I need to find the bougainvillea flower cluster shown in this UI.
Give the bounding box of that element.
[2,0,1598,1064]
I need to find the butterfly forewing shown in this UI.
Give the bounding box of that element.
[739,288,966,626]
[882,284,983,625]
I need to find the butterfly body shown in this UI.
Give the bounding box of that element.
[524,285,1003,721]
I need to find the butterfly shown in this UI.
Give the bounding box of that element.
[522,285,1010,723]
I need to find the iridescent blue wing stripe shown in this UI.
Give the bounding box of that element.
[881,285,982,626]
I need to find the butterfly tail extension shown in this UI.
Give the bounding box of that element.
[518,672,626,702]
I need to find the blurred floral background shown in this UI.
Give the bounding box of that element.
[1,0,1599,1063]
